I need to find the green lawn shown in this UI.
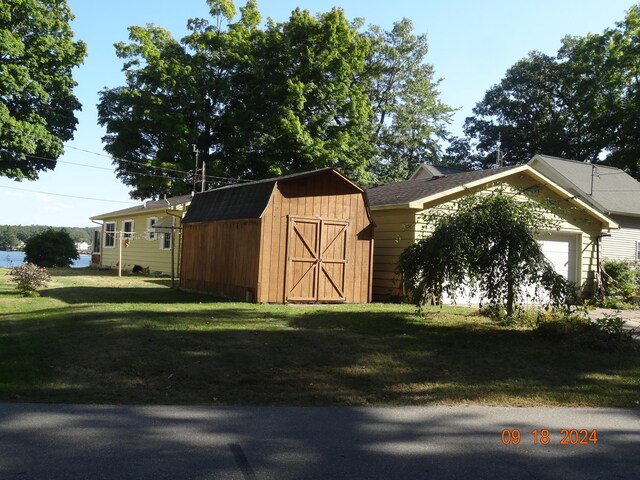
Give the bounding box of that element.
[1,268,638,406]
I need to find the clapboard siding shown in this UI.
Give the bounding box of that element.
[601,214,640,263]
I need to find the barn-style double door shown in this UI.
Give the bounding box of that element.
[285,217,348,302]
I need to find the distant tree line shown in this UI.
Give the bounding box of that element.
[0,225,94,251]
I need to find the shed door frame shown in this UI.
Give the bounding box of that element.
[285,216,349,303]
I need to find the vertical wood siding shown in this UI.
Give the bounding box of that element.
[180,220,261,300]
[258,173,373,303]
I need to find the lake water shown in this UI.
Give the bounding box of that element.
[0,251,91,269]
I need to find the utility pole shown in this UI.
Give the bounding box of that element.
[192,144,199,196]
[496,133,503,167]
[201,160,206,192]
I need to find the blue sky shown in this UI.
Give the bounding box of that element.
[1,0,637,227]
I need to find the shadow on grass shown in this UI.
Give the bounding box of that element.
[1,302,639,407]
[39,285,221,304]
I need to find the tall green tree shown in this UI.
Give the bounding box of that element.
[0,0,86,180]
[367,19,454,181]
[457,51,604,169]
[456,4,640,178]
[397,189,568,317]
[98,1,454,197]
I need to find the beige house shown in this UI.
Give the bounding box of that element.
[90,194,191,276]
[366,165,618,302]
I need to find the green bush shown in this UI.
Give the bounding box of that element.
[9,262,50,296]
[23,229,79,268]
[536,309,637,352]
[602,259,636,302]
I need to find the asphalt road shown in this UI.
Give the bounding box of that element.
[1,404,638,479]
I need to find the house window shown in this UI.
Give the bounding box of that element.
[104,222,116,248]
[122,220,134,240]
[637,241,640,262]
[93,230,101,253]
[147,217,157,240]
[161,232,172,250]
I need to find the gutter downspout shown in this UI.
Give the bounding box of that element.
[165,208,184,289]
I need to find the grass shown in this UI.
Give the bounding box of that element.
[1,268,639,407]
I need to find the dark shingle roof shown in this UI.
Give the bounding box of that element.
[182,180,276,223]
[91,194,192,220]
[183,167,363,224]
[366,166,518,207]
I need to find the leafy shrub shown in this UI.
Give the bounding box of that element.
[602,259,636,302]
[24,229,79,268]
[536,309,637,352]
[9,262,50,296]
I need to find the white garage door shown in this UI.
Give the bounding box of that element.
[539,239,570,279]
[441,235,575,305]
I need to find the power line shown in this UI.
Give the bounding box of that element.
[0,184,139,204]
[2,124,251,183]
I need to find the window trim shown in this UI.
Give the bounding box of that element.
[104,222,116,248]
[147,217,158,240]
[122,219,134,240]
[636,240,640,262]
[160,232,172,250]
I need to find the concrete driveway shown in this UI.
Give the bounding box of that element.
[1,404,638,479]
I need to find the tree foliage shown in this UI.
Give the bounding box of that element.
[0,0,86,180]
[98,0,452,199]
[451,4,640,178]
[397,189,569,317]
[23,228,79,267]
[366,19,454,181]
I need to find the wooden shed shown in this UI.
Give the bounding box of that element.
[180,168,374,303]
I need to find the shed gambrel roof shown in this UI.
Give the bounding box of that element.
[91,194,192,220]
[183,168,366,224]
[366,164,618,229]
[528,154,640,217]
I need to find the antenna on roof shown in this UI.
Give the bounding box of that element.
[590,164,600,196]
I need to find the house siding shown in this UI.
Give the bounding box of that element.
[97,208,184,275]
[370,208,418,301]
[601,214,640,263]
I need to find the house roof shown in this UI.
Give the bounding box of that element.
[183,168,365,224]
[91,194,192,221]
[409,163,468,179]
[528,154,640,217]
[366,164,618,229]
[367,166,518,207]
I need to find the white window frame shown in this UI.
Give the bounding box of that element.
[104,222,116,248]
[122,219,134,240]
[636,240,640,262]
[161,232,172,250]
[147,217,158,240]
